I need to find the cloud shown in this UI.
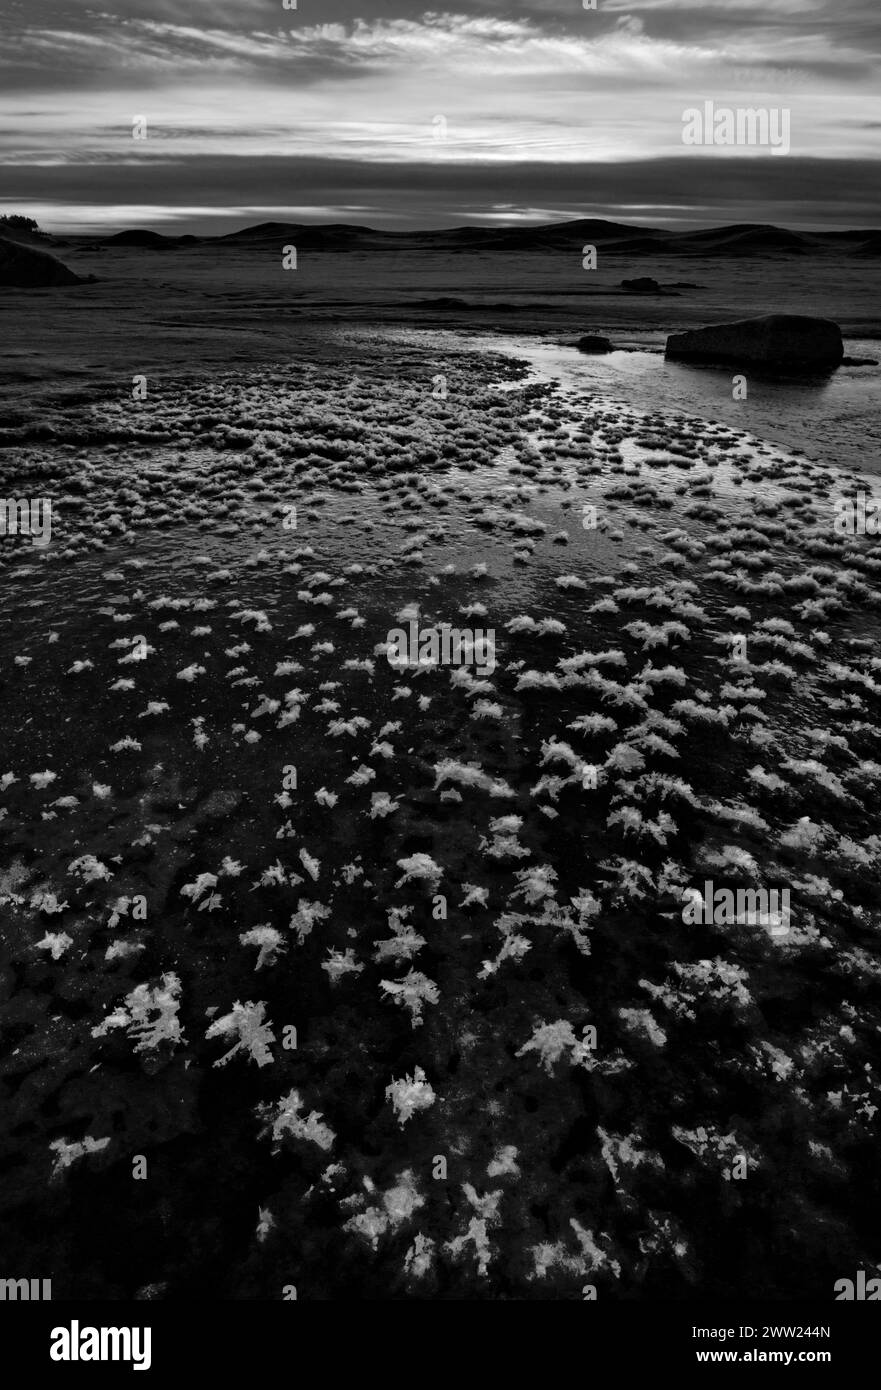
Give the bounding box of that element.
[1,7,878,228]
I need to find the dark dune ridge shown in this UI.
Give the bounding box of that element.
[0,236,83,288]
[40,217,881,260]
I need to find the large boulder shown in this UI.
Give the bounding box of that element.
[665,314,843,373]
[0,236,82,287]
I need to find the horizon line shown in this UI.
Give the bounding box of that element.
[12,214,881,240]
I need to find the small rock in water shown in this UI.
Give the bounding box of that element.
[621,277,662,293]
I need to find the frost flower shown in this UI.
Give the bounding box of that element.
[386,1066,436,1126]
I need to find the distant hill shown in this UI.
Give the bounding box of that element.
[666,224,812,255]
[543,218,662,241]
[219,222,375,248]
[105,229,171,247]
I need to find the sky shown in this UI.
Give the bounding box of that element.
[1,0,879,233]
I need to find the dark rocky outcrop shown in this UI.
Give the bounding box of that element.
[576,335,614,353]
[0,236,82,287]
[665,313,844,373]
